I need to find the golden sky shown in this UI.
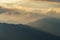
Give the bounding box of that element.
[0,0,60,24]
[0,0,20,3]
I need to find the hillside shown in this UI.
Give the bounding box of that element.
[0,23,60,40]
[28,17,60,36]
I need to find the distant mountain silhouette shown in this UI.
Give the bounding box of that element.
[0,23,60,40]
[29,17,60,36]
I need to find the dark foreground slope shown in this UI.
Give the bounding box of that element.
[0,23,60,40]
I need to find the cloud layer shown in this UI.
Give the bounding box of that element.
[0,0,60,24]
[0,5,60,24]
[30,0,60,2]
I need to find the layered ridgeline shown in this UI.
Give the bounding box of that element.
[28,17,60,36]
[0,1,60,40]
[0,23,60,40]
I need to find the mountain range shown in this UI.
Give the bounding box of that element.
[0,23,60,40]
[28,17,60,36]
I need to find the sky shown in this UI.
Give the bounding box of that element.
[15,0,60,12]
[0,0,60,37]
[0,0,20,3]
[0,0,60,24]
[0,0,60,3]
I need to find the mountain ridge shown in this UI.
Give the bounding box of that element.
[28,17,60,36]
[0,23,60,40]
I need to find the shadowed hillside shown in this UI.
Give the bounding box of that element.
[0,23,60,40]
[29,17,60,36]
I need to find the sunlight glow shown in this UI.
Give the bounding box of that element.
[0,0,20,3]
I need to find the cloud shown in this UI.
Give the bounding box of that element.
[29,0,60,2]
[0,3,60,24]
[0,7,60,24]
[0,6,43,24]
[0,0,20,3]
